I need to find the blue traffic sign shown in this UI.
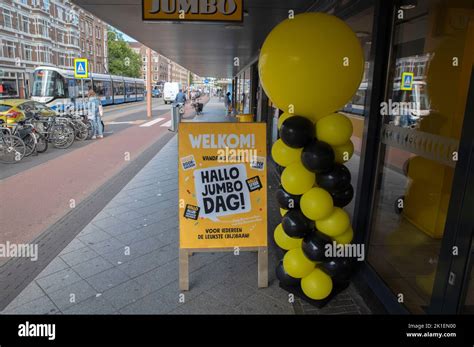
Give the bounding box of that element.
[74,58,88,78]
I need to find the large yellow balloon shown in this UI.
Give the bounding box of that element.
[316,207,350,237]
[301,267,333,300]
[258,13,364,119]
[278,112,294,129]
[316,113,353,146]
[271,139,303,167]
[274,223,303,250]
[333,226,354,244]
[333,140,354,164]
[281,161,315,195]
[300,187,334,221]
[283,247,316,278]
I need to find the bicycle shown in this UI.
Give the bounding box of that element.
[0,120,26,164]
[31,115,75,149]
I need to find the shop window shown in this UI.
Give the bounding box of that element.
[367,0,473,313]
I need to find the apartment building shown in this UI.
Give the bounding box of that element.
[129,42,170,85]
[129,41,194,90]
[0,0,107,98]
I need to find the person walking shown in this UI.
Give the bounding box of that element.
[87,89,103,139]
[224,92,232,115]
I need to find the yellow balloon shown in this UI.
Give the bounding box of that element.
[271,139,303,167]
[316,207,350,237]
[278,112,294,129]
[274,223,303,250]
[301,267,333,300]
[283,247,316,278]
[300,187,334,221]
[281,161,315,195]
[316,113,353,146]
[333,226,354,244]
[333,140,354,164]
[280,208,288,216]
[258,13,364,119]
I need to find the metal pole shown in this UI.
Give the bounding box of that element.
[146,47,152,118]
[81,79,84,115]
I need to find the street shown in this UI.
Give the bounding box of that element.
[1,99,169,180]
[0,97,204,253]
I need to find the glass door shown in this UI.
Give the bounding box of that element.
[366,0,473,313]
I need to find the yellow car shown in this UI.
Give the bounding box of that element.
[0,99,56,126]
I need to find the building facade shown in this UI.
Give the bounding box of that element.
[129,41,194,90]
[0,0,107,99]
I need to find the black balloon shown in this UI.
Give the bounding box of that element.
[280,116,314,148]
[316,164,351,192]
[282,209,314,238]
[331,184,354,207]
[276,260,300,287]
[276,186,301,210]
[301,140,335,173]
[276,164,285,175]
[302,231,332,262]
[320,257,355,281]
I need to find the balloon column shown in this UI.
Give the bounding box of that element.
[260,13,364,303]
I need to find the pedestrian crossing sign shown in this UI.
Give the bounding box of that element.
[401,72,414,90]
[74,58,88,78]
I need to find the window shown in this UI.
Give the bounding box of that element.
[20,0,28,5]
[20,16,30,33]
[57,31,63,43]
[3,10,13,29]
[43,0,50,11]
[23,45,32,61]
[37,19,49,38]
[95,26,101,39]
[58,53,66,66]
[4,41,15,59]
[57,7,64,21]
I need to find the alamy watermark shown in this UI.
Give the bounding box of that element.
[325,241,365,261]
[0,241,38,261]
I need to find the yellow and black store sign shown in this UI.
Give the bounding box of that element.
[143,0,243,22]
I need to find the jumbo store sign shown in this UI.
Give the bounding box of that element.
[143,0,243,22]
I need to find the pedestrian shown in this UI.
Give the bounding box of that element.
[175,89,187,104]
[224,92,232,115]
[87,89,103,139]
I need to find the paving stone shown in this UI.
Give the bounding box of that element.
[60,246,99,267]
[72,256,114,279]
[169,292,238,314]
[85,267,131,292]
[101,221,139,236]
[236,292,294,314]
[36,268,82,294]
[119,290,178,314]
[78,228,113,245]
[88,237,125,255]
[206,277,256,308]
[36,257,70,279]
[2,295,59,315]
[47,280,97,311]
[62,295,117,314]
[59,238,88,255]
[2,282,45,310]
[133,259,179,294]
[78,223,104,237]
[101,280,150,310]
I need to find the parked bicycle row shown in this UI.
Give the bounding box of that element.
[0,99,104,164]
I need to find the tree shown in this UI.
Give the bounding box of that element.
[107,30,142,78]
